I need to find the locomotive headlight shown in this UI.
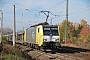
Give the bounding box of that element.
[43,39,47,42]
[55,38,59,42]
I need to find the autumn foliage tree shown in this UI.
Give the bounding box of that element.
[59,20,74,41]
[80,19,87,27]
[78,26,90,42]
[59,20,66,41]
[59,19,89,43]
[74,24,83,38]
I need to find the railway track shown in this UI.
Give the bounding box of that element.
[46,53,83,60]
[56,46,90,53]
[15,43,90,60]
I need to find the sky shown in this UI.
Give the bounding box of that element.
[0,0,90,31]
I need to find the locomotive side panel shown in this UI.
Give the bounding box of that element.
[26,27,36,44]
[58,26,60,42]
[36,25,44,46]
[24,30,26,43]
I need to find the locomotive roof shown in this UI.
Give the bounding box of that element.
[43,25,58,27]
[30,22,58,28]
[30,22,49,27]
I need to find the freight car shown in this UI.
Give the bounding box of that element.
[23,23,61,50]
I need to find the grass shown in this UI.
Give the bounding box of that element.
[2,36,25,60]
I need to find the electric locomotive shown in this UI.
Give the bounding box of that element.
[23,22,61,50]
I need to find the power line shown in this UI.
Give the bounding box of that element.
[25,0,90,25]
[69,5,90,14]
[52,11,63,15]
[39,10,63,22]
[49,12,61,17]
[49,7,90,20]
[69,8,90,15]
[49,14,65,20]
[37,0,66,23]
[16,6,41,24]
[48,5,90,19]
[45,5,90,22]
[47,0,66,10]
[15,6,29,11]
[37,0,66,22]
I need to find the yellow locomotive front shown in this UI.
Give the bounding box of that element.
[36,25,61,50]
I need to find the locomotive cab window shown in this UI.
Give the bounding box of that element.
[51,27,58,35]
[38,28,40,33]
[43,27,58,35]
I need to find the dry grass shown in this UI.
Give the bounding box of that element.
[2,36,26,60]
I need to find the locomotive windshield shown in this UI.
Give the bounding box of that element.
[43,27,58,35]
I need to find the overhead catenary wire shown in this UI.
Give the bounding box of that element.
[47,2,90,20]
[16,21,32,26]
[17,0,90,27]
[15,6,39,24]
[39,10,64,23]
[24,0,66,23]
[73,5,90,13]
[36,0,66,24]
[69,5,90,14]
[15,6,29,11]
[47,0,66,10]
[16,15,39,30]
[16,11,38,24]
[69,8,90,15]
[48,7,90,21]
[47,5,90,21]
[37,0,66,22]
[16,21,32,31]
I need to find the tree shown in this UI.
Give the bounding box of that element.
[59,20,66,41]
[78,26,90,42]
[74,19,88,38]
[75,24,83,38]
[73,23,79,30]
[80,19,87,27]
[67,22,74,38]
[59,20,74,41]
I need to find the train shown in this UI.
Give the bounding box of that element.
[7,22,61,50]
